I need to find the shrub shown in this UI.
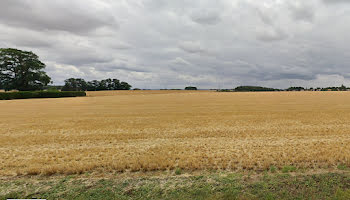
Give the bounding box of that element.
[0,91,86,100]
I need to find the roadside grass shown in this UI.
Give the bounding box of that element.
[281,166,297,173]
[338,164,349,171]
[1,171,349,200]
[175,168,182,175]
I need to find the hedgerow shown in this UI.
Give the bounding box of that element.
[0,91,86,100]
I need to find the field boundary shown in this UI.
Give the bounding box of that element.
[0,91,86,100]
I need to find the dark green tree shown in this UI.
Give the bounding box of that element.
[87,80,99,91]
[65,78,132,91]
[120,81,132,90]
[286,87,305,91]
[0,48,51,91]
[86,80,98,91]
[97,79,108,90]
[61,78,87,91]
[111,79,121,90]
[185,86,197,90]
[340,84,347,91]
[235,86,279,92]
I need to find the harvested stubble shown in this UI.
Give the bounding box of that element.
[0,90,350,176]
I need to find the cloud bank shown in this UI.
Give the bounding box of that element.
[1,0,350,89]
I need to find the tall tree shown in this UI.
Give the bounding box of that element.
[111,79,121,90]
[61,78,87,91]
[0,48,51,91]
[87,80,100,91]
[120,81,132,90]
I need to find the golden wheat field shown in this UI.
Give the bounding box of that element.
[1,90,350,176]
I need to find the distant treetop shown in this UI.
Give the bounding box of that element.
[286,87,305,91]
[185,86,197,90]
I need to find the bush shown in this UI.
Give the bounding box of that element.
[0,91,86,100]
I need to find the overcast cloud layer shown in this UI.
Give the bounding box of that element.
[1,0,350,89]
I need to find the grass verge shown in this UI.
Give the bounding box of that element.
[1,171,349,200]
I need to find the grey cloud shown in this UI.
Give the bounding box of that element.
[96,63,150,73]
[0,0,117,34]
[61,54,114,66]
[322,0,350,4]
[0,24,53,48]
[109,42,133,50]
[9,34,52,48]
[257,8,274,26]
[261,72,316,81]
[223,62,316,81]
[254,5,289,42]
[1,0,350,89]
[178,41,207,54]
[288,2,315,22]
[190,9,221,25]
[170,57,191,66]
[256,28,288,42]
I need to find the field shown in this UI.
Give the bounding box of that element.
[1,90,350,177]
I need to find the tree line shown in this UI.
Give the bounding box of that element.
[0,48,131,91]
[286,85,349,91]
[62,78,131,91]
[235,86,280,92]
[218,85,350,92]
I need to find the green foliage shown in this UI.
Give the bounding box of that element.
[62,78,132,91]
[0,48,51,91]
[321,86,349,91]
[217,89,234,92]
[334,189,350,200]
[282,165,297,173]
[175,168,182,175]
[185,86,197,90]
[1,172,349,200]
[286,87,305,91]
[235,86,280,92]
[0,91,86,100]
[337,164,349,171]
[270,166,277,173]
[44,85,63,91]
[62,78,88,91]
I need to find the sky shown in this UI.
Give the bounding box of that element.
[1,0,350,89]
